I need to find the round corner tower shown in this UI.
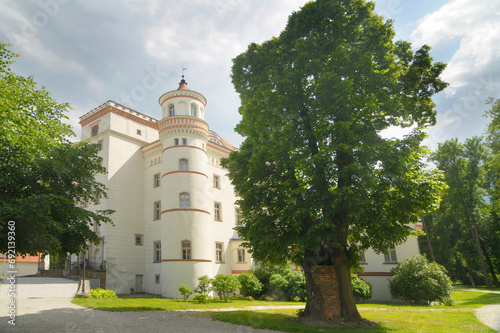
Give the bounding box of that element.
[158,77,212,297]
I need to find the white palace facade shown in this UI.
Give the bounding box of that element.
[77,78,421,301]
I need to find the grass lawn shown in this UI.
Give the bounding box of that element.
[72,290,500,332]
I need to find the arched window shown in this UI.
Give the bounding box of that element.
[179,159,188,171]
[182,240,191,259]
[191,104,197,117]
[169,104,175,116]
[180,193,190,209]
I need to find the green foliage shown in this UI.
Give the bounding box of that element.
[193,293,212,303]
[212,275,241,302]
[0,42,113,255]
[252,262,289,297]
[194,275,213,295]
[351,274,373,301]
[237,272,263,298]
[178,284,192,301]
[269,270,307,301]
[389,255,453,305]
[90,288,117,299]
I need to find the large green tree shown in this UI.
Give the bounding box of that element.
[0,42,113,256]
[223,0,447,323]
[430,138,496,288]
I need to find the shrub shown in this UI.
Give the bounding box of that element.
[270,270,306,301]
[90,288,117,298]
[238,272,263,298]
[194,275,213,295]
[212,274,241,302]
[193,293,212,303]
[389,254,453,305]
[351,274,373,302]
[178,284,192,301]
[253,262,289,297]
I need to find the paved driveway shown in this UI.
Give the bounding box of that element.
[0,276,282,333]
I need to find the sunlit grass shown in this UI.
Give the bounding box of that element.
[72,290,499,332]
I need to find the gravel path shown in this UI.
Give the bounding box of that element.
[0,276,285,333]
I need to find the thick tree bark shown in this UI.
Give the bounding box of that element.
[463,252,476,288]
[303,248,362,323]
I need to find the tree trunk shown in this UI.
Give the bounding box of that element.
[303,249,362,323]
[478,232,499,287]
[470,224,492,288]
[421,215,435,262]
[463,252,476,288]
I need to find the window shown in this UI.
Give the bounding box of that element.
[182,138,187,145]
[135,234,143,246]
[137,129,142,135]
[155,274,160,284]
[179,159,189,171]
[153,241,161,263]
[180,193,190,209]
[97,140,103,150]
[174,138,179,145]
[91,125,99,136]
[384,248,397,263]
[235,207,241,225]
[237,249,245,263]
[359,251,366,264]
[169,105,175,116]
[213,175,220,189]
[153,201,161,221]
[191,104,197,117]
[94,194,101,205]
[215,242,224,263]
[214,202,222,221]
[182,240,191,260]
[153,173,161,188]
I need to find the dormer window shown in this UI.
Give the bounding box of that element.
[169,105,175,117]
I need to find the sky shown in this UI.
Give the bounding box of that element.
[1,0,499,150]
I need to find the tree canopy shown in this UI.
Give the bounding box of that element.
[223,0,447,322]
[0,42,113,256]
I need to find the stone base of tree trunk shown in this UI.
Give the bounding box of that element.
[304,265,341,321]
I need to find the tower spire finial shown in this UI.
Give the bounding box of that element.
[178,66,189,91]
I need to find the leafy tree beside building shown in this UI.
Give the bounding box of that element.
[0,42,113,256]
[223,0,447,323]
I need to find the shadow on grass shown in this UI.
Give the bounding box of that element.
[454,292,500,307]
[209,310,393,333]
[89,306,165,312]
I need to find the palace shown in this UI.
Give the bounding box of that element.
[77,77,421,301]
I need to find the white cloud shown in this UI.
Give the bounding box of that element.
[411,0,500,93]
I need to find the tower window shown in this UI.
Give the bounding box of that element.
[235,207,241,225]
[153,241,161,262]
[153,173,161,188]
[137,129,142,135]
[179,159,189,171]
[182,240,191,260]
[213,175,220,189]
[215,242,223,263]
[174,138,179,145]
[182,138,187,145]
[169,105,175,116]
[153,201,161,221]
[191,104,197,117]
[214,202,222,221]
[180,193,190,209]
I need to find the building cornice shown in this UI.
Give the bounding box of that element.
[79,101,160,129]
